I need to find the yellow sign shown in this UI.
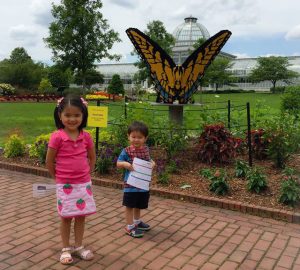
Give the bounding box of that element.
[87,106,108,127]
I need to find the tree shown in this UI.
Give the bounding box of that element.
[107,74,124,95]
[132,20,175,84]
[205,58,233,91]
[249,56,299,89]
[8,47,32,64]
[47,64,72,92]
[0,48,45,91]
[44,0,121,88]
[38,78,53,94]
[74,69,104,89]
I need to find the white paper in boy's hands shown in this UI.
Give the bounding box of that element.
[127,157,152,190]
[32,183,56,197]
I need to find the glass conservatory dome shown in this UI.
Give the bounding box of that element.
[173,16,210,48]
[172,16,211,64]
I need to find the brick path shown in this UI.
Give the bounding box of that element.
[1,169,300,270]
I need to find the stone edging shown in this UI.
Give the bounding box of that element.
[1,160,300,224]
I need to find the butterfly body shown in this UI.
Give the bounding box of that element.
[126,28,231,104]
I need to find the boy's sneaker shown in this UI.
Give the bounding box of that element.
[136,221,151,231]
[125,226,144,238]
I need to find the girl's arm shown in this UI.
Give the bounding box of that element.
[46,147,57,179]
[87,146,96,172]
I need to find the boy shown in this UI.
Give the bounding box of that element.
[117,121,155,238]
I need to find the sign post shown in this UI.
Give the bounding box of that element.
[87,105,108,154]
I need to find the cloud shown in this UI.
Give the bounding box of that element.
[285,25,300,40]
[110,0,136,8]
[9,24,39,47]
[30,0,55,27]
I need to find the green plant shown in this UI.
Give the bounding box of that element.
[281,86,300,116]
[235,160,250,178]
[155,126,188,160]
[156,159,170,185]
[209,169,229,195]
[279,170,300,206]
[4,134,26,158]
[199,168,213,178]
[29,134,51,163]
[264,114,300,168]
[246,167,267,193]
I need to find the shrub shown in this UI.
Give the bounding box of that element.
[249,129,269,160]
[4,134,26,158]
[246,167,267,193]
[279,168,300,206]
[264,115,299,168]
[197,124,239,164]
[0,83,15,95]
[29,134,51,163]
[156,159,170,185]
[95,142,122,174]
[270,86,285,94]
[281,86,300,116]
[235,160,250,178]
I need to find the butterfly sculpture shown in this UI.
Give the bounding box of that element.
[126,28,232,104]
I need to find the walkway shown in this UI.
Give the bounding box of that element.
[1,169,300,270]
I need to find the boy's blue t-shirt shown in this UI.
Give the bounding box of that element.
[117,148,149,193]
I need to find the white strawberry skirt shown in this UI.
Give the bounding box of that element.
[56,181,96,218]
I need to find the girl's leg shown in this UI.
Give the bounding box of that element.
[73,216,94,260]
[74,216,85,247]
[60,217,73,264]
[60,217,72,247]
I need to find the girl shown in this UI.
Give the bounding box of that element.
[46,95,96,265]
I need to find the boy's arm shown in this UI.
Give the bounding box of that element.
[46,147,57,179]
[151,159,156,169]
[87,146,96,172]
[117,161,134,171]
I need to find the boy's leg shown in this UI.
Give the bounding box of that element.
[133,208,141,221]
[126,206,134,225]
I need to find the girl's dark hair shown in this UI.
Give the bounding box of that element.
[54,94,88,130]
[127,121,149,137]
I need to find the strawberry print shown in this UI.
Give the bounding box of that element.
[63,184,73,195]
[57,199,63,212]
[86,184,92,196]
[76,198,86,210]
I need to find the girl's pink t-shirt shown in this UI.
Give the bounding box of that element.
[48,129,94,184]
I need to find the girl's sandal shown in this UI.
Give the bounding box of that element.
[73,246,94,260]
[60,247,73,265]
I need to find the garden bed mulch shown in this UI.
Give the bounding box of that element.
[1,147,300,223]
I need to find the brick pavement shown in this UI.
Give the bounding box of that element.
[1,168,300,270]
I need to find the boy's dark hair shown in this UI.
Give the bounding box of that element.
[128,121,149,137]
[54,94,88,130]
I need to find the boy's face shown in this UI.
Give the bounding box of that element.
[128,131,147,148]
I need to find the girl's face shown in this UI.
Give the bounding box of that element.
[128,131,147,148]
[59,105,83,132]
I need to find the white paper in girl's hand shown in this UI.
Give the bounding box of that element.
[32,183,56,197]
[127,157,152,190]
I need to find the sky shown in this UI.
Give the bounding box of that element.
[0,0,300,64]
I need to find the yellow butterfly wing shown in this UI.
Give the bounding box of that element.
[126,28,177,103]
[179,30,232,103]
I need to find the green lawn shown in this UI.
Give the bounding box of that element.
[0,93,283,146]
